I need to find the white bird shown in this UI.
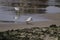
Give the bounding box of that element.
[14,7,19,11]
[14,7,20,23]
[26,17,32,24]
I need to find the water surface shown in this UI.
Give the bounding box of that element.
[1,6,60,22]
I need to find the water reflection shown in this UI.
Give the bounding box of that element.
[0,13,51,22]
[1,6,60,22]
[46,6,60,13]
[16,14,51,22]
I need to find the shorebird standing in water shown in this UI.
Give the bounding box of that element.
[26,17,33,24]
[14,7,20,23]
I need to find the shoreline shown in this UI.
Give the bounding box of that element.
[0,21,60,31]
[0,13,60,31]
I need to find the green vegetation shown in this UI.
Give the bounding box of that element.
[0,24,60,40]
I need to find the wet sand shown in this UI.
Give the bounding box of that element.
[39,13,60,21]
[0,13,60,31]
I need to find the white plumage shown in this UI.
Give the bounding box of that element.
[14,7,19,11]
[26,17,32,24]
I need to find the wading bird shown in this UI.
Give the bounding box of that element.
[26,17,33,24]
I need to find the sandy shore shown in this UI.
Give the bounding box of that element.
[0,13,60,31]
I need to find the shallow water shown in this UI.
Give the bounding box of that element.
[0,13,51,22]
[16,14,51,22]
[1,6,60,22]
[46,6,60,13]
